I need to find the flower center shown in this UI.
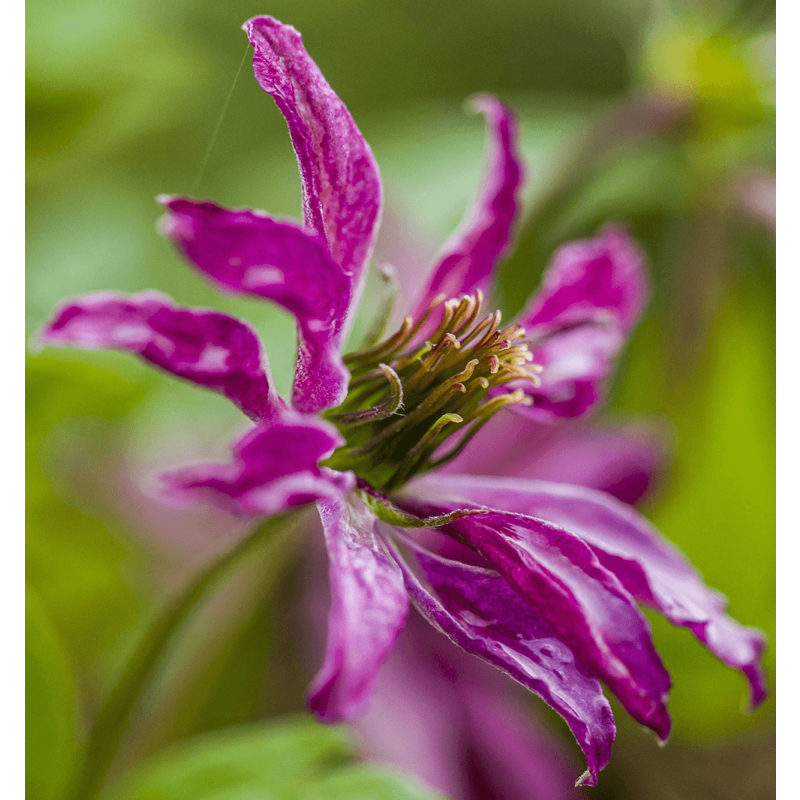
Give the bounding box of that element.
[323,291,542,491]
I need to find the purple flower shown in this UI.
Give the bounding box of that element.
[347,423,669,800]
[37,15,766,787]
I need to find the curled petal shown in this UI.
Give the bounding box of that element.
[414,95,524,315]
[512,324,621,420]
[159,198,350,412]
[401,486,672,739]
[510,226,650,420]
[245,16,382,303]
[37,290,283,422]
[160,409,354,516]
[523,225,648,333]
[388,534,615,785]
[432,474,766,707]
[309,495,409,721]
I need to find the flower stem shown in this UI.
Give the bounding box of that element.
[65,511,300,800]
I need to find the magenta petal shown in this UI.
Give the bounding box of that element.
[462,683,598,796]
[414,95,524,314]
[244,16,382,296]
[509,324,621,420]
[434,475,767,707]
[348,619,468,798]
[511,226,650,420]
[530,421,667,506]
[523,226,649,332]
[389,534,614,785]
[37,290,283,422]
[309,495,409,721]
[401,486,672,739]
[160,409,354,516]
[442,412,667,506]
[159,198,352,412]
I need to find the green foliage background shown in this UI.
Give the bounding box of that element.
[27,0,775,798]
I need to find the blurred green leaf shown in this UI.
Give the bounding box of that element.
[296,764,443,800]
[26,355,149,677]
[106,717,443,800]
[26,586,78,800]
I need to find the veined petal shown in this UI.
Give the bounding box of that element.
[37,290,283,422]
[388,534,614,785]
[431,474,766,707]
[442,412,667,506]
[245,16,382,305]
[523,225,648,333]
[509,226,649,420]
[160,409,353,516]
[309,495,409,721]
[401,485,672,739]
[414,95,524,315]
[159,198,350,412]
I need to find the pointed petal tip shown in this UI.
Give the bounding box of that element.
[158,412,353,516]
[649,710,672,746]
[744,660,769,711]
[388,531,617,784]
[306,676,371,724]
[575,769,596,788]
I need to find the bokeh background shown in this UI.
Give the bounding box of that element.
[27,0,775,798]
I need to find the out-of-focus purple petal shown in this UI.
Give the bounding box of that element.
[523,226,648,333]
[431,474,766,707]
[309,495,409,721]
[245,16,382,303]
[401,487,672,739]
[508,226,649,420]
[388,533,614,785]
[414,95,524,315]
[159,197,351,413]
[352,611,587,799]
[462,682,593,796]
[37,290,283,422]
[160,410,353,516]
[349,617,468,798]
[510,324,621,421]
[443,412,668,506]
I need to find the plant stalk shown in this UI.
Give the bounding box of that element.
[65,511,299,800]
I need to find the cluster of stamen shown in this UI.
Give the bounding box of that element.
[323,291,543,491]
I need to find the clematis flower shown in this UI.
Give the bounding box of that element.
[37,15,766,786]
[347,422,669,800]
